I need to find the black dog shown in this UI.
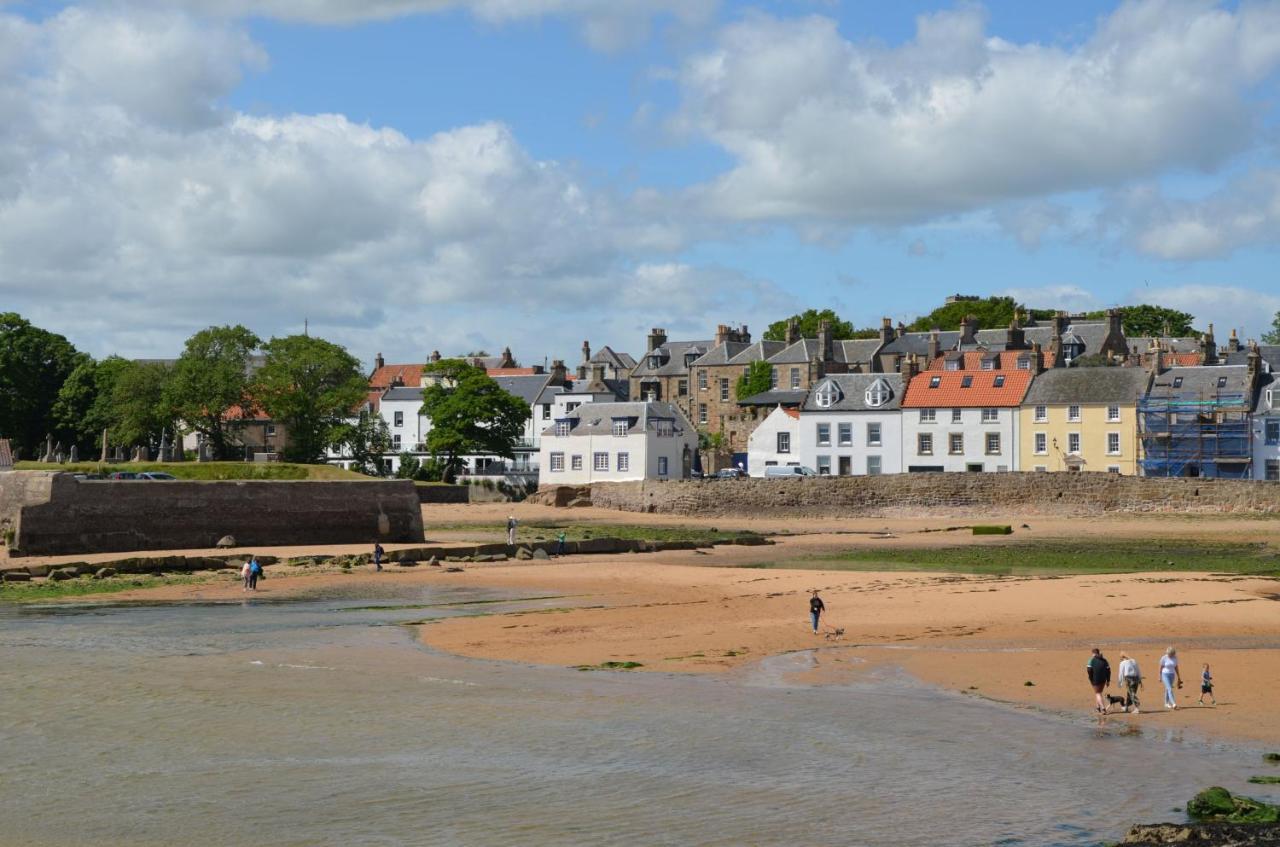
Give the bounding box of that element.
[1105,694,1130,712]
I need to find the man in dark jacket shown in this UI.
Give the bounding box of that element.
[1086,647,1111,714]
[809,590,825,634]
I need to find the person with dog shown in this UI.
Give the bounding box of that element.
[1159,647,1182,709]
[1117,653,1141,714]
[1086,647,1111,714]
[809,590,825,635]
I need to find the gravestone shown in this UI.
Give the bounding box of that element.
[197,442,210,462]
[157,431,172,463]
[69,445,78,463]
[42,434,54,463]
[100,429,109,463]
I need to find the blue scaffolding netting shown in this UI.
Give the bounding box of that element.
[1138,392,1252,478]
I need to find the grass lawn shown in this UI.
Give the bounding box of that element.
[790,539,1280,576]
[0,572,225,603]
[15,461,370,480]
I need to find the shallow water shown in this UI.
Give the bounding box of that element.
[0,590,1272,847]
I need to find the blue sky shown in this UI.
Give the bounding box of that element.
[1,0,1279,365]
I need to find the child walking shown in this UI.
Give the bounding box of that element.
[1198,663,1216,706]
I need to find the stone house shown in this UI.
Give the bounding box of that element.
[576,340,636,386]
[630,325,748,427]
[1019,366,1152,475]
[539,401,696,484]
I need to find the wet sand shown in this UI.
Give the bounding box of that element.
[24,505,1280,744]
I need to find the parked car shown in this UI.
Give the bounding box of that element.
[762,465,817,479]
[107,471,139,480]
[71,472,103,480]
[137,472,178,480]
[715,468,746,479]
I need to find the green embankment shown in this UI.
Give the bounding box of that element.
[788,540,1280,576]
[0,572,225,602]
[15,461,369,480]
[428,521,755,545]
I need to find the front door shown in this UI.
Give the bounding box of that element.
[838,456,852,476]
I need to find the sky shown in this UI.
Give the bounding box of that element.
[2,0,1280,369]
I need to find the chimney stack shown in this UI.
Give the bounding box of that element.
[374,352,385,370]
[1201,323,1217,365]
[581,340,591,365]
[817,319,833,363]
[499,347,516,369]
[592,364,606,386]
[430,350,441,363]
[1248,342,1262,383]
[960,314,978,345]
[1228,328,1242,353]
[928,328,941,362]
[879,317,894,345]
[1030,341,1045,375]
[647,328,667,352]
[896,321,907,339]
[550,359,568,385]
[741,324,750,343]
[716,324,730,346]
[785,318,798,346]
[900,353,920,381]
[1006,317,1025,350]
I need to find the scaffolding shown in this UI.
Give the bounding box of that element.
[1138,392,1252,478]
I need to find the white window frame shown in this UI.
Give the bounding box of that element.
[571,455,583,471]
[815,381,838,408]
[1034,432,1047,454]
[949,433,964,455]
[838,422,852,447]
[865,379,891,407]
[593,452,609,472]
[698,404,708,425]
[816,455,831,475]
[951,409,962,424]
[394,411,404,428]
[550,452,565,472]
[1107,405,1120,422]
[719,378,729,402]
[657,456,669,476]
[617,452,630,472]
[816,423,831,447]
[918,433,933,455]
[1068,405,1081,422]
[698,370,707,391]
[612,421,628,437]
[866,455,882,476]
[1106,432,1121,455]
[777,432,791,454]
[985,432,1001,455]
[555,421,571,437]
[919,408,936,424]
[790,368,801,389]
[1067,432,1081,454]
[1034,405,1047,422]
[867,422,881,447]
[981,408,998,424]
[392,433,401,449]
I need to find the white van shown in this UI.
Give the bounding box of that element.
[763,465,818,479]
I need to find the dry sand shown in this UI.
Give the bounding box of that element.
[21,504,1280,744]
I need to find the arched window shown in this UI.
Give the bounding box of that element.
[814,380,840,408]
[864,378,892,408]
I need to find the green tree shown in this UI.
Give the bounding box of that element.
[0,313,84,457]
[333,411,391,477]
[1261,311,1280,344]
[906,296,1021,332]
[735,360,774,400]
[419,359,530,483]
[1093,305,1195,338]
[51,355,133,453]
[254,334,368,463]
[763,309,856,342]
[166,325,261,459]
[111,361,176,451]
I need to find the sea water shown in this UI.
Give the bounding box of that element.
[0,589,1272,847]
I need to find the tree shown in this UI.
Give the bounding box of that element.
[736,360,774,400]
[166,325,261,459]
[1089,305,1195,338]
[51,355,133,453]
[763,309,856,342]
[419,359,530,482]
[0,313,84,457]
[111,361,175,451]
[333,411,391,477]
[1262,311,1280,345]
[255,334,368,464]
[906,296,1021,332]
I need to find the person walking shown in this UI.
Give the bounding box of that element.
[809,590,825,635]
[556,531,567,557]
[240,559,251,592]
[1159,647,1182,709]
[373,542,385,572]
[1117,652,1142,714]
[248,555,262,591]
[1086,648,1111,715]
[506,515,518,546]
[1198,663,1216,706]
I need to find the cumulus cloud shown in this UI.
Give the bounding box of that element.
[151,0,719,51]
[0,6,779,363]
[999,285,1102,313]
[1130,284,1280,339]
[673,1,1280,225]
[1102,172,1280,260]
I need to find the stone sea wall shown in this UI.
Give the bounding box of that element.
[2,472,424,556]
[586,473,1280,518]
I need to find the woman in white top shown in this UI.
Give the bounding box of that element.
[1159,647,1182,709]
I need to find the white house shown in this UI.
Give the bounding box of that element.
[746,405,804,476]
[798,374,906,476]
[901,363,1032,472]
[1253,374,1280,481]
[539,401,696,484]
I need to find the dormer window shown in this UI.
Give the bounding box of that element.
[649,354,661,369]
[945,359,961,371]
[685,353,698,368]
[554,420,571,437]
[655,420,673,437]
[612,420,628,437]
[814,380,840,409]
[1017,356,1031,371]
[981,359,995,371]
[864,378,892,408]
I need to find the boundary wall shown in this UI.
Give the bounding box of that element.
[585,473,1280,518]
[1,472,424,556]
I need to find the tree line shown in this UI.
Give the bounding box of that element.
[0,314,369,465]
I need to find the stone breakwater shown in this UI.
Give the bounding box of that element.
[584,473,1280,518]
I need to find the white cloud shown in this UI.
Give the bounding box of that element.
[673,1,1280,225]
[1103,171,1280,260]
[999,284,1102,313]
[151,0,719,51]
[0,7,780,364]
[1130,284,1280,340]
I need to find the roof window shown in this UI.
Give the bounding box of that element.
[961,375,973,388]
[928,376,941,388]
[993,375,1006,387]
[1172,377,1183,388]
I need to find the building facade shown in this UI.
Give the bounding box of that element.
[540,402,696,484]
[1018,367,1151,475]
[796,374,906,476]
[901,365,1032,472]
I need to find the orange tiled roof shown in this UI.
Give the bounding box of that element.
[902,369,1033,408]
[783,407,800,419]
[224,404,271,421]
[1170,352,1203,367]
[369,363,424,389]
[485,367,540,376]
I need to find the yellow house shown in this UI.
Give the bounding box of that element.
[1019,368,1152,475]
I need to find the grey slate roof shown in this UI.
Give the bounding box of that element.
[802,374,905,412]
[631,340,714,378]
[547,401,687,436]
[1225,345,1280,370]
[690,341,753,367]
[768,339,820,364]
[1022,367,1151,406]
[590,346,636,370]
[837,338,883,366]
[534,384,569,405]
[879,331,960,357]
[737,389,809,407]
[1128,336,1201,355]
[382,386,425,402]
[1148,366,1252,406]
[885,321,1113,359]
[491,374,552,405]
[726,340,787,366]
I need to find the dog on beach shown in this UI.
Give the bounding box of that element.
[1105,694,1130,713]
[824,626,845,641]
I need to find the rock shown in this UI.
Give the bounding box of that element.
[1118,822,1280,845]
[444,566,464,573]
[1188,787,1280,824]
[215,535,236,549]
[532,548,550,560]
[515,547,533,561]
[397,560,419,568]
[24,565,50,578]
[93,567,117,579]
[428,556,439,567]
[2,572,31,582]
[48,568,76,581]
